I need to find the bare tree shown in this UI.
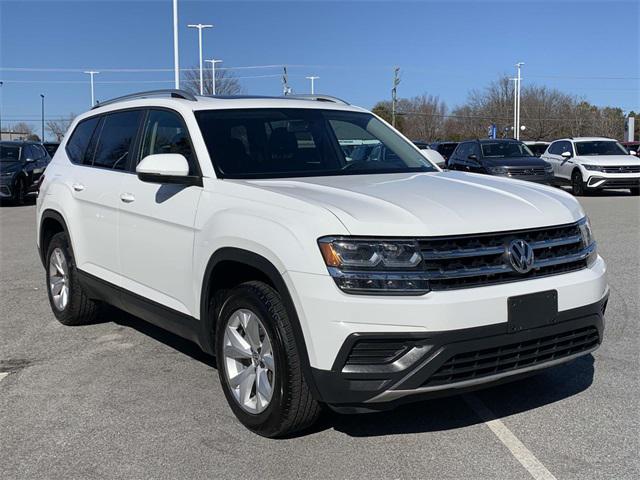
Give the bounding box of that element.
[46,114,76,141]
[182,66,244,96]
[12,122,34,135]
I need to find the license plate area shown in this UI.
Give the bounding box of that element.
[507,290,558,333]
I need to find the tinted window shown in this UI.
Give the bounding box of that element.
[66,116,100,164]
[556,141,573,156]
[92,110,142,170]
[437,143,458,159]
[195,108,435,179]
[453,142,471,160]
[0,144,21,162]
[575,140,627,156]
[480,142,534,158]
[22,145,36,161]
[140,110,196,174]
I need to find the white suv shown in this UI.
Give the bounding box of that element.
[541,137,640,196]
[36,90,608,437]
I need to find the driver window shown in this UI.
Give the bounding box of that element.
[140,110,197,175]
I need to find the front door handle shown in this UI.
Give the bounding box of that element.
[120,193,135,203]
[72,183,85,192]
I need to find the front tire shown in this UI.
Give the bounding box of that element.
[215,281,320,437]
[571,170,587,196]
[45,232,102,325]
[13,178,26,205]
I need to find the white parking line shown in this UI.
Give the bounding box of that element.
[464,394,557,480]
[0,372,9,383]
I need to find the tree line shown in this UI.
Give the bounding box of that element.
[373,76,635,142]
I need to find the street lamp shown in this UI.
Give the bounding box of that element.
[205,59,223,95]
[305,76,319,94]
[40,94,45,141]
[515,62,524,140]
[0,81,4,139]
[84,71,99,106]
[187,23,213,95]
[173,0,180,89]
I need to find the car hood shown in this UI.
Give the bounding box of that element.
[575,154,640,166]
[244,171,584,236]
[0,161,22,174]
[483,157,548,167]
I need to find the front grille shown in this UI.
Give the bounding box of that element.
[345,340,411,366]
[418,222,590,290]
[507,167,548,176]
[601,165,640,173]
[422,326,599,387]
[602,178,640,187]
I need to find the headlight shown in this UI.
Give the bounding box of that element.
[582,164,603,172]
[1,171,15,177]
[578,217,597,266]
[488,166,508,175]
[318,238,429,295]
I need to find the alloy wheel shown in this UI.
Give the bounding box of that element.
[222,308,276,414]
[49,247,69,311]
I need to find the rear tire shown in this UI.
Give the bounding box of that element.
[13,178,26,205]
[571,170,586,196]
[215,281,320,437]
[45,232,102,325]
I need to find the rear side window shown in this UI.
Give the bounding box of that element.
[139,109,197,175]
[66,116,100,164]
[92,110,142,170]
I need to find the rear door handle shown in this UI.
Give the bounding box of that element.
[120,193,135,203]
[72,183,85,192]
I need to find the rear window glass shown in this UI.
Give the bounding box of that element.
[0,145,21,161]
[92,110,142,170]
[66,116,100,164]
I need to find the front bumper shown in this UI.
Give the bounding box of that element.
[310,295,605,407]
[584,173,640,189]
[495,172,554,184]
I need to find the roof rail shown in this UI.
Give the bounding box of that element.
[286,94,349,105]
[92,89,197,109]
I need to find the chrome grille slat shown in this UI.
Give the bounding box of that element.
[600,165,640,173]
[418,221,590,290]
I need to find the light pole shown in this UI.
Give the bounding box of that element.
[515,62,524,140]
[40,94,45,141]
[0,81,4,139]
[305,76,319,94]
[173,0,180,89]
[511,77,517,139]
[187,23,213,95]
[205,59,223,95]
[84,71,99,106]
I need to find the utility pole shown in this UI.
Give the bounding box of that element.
[173,0,180,89]
[187,23,213,95]
[40,94,45,141]
[391,67,400,128]
[282,66,292,96]
[205,59,223,95]
[515,62,524,140]
[84,71,99,106]
[511,77,517,139]
[0,81,3,139]
[305,76,319,94]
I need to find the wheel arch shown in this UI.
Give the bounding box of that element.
[199,247,321,400]
[39,209,72,267]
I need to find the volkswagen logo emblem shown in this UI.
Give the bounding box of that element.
[507,239,535,274]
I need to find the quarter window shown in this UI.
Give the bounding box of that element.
[139,110,196,174]
[66,116,100,165]
[92,110,142,170]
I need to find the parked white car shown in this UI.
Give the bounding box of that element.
[541,137,640,195]
[36,90,608,437]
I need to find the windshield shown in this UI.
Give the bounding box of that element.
[481,142,534,158]
[195,108,437,179]
[575,141,628,156]
[437,143,458,158]
[0,145,21,162]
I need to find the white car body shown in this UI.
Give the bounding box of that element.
[542,136,640,192]
[36,93,608,417]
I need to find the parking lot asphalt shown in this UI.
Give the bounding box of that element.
[1,191,639,480]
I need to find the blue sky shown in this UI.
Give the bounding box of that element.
[1,0,638,139]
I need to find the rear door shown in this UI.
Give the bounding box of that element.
[64,110,142,284]
[117,108,203,317]
[542,141,562,177]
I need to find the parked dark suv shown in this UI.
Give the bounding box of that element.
[448,139,553,183]
[0,141,51,204]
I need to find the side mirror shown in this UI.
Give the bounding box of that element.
[629,150,637,156]
[25,157,36,163]
[467,154,478,161]
[136,154,201,186]
[561,151,572,159]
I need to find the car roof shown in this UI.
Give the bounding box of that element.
[556,137,616,142]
